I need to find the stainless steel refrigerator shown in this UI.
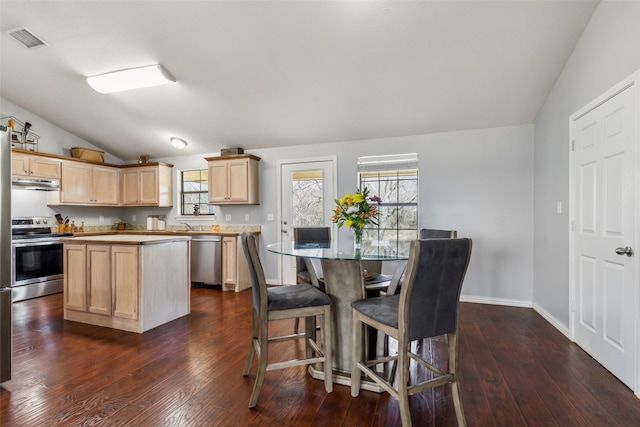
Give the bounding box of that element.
[1,125,12,383]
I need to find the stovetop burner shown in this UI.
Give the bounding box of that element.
[11,216,72,241]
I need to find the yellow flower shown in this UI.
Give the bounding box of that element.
[352,193,365,204]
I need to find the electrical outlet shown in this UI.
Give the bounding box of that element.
[557,201,562,214]
[244,214,250,222]
[267,214,274,221]
[225,214,232,222]
[99,216,104,222]
[132,215,136,221]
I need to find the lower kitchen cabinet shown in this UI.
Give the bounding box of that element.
[221,235,254,292]
[64,244,138,321]
[63,236,190,333]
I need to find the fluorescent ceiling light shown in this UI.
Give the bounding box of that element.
[170,137,187,149]
[87,64,175,94]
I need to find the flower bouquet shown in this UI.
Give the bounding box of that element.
[331,188,382,249]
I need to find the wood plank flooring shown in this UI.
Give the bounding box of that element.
[1,287,639,426]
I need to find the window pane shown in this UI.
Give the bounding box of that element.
[292,171,324,226]
[180,170,213,215]
[397,206,418,229]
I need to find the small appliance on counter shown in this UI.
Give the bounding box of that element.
[147,215,166,231]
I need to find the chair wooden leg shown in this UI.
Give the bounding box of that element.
[448,333,467,427]
[293,317,300,334]
[323,305,333,393]
[397,338,412,427]
[248,318,269,408]
[350,311,362,397]
[305,316,314,359]
[243,310,258,376]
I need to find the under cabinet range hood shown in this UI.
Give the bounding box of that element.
[11,177,59,191]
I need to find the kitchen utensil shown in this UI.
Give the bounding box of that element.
[55,214,63,224]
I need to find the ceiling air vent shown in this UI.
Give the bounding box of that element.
[6,26,48,49]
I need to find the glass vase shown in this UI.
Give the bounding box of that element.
[353,228,363,251]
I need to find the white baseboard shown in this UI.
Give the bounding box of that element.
[460,295,532,308]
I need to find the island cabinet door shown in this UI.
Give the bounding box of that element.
[87,245,111,315]
[64,244,87,312]
[112,246,139,320]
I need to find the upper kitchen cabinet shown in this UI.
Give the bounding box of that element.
[11,151,61,180]
[205,154,260,205]
[50,161,119,206]
[120,163,173,207]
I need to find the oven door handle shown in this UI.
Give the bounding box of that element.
[12,240,62,247]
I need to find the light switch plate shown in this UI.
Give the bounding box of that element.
[244,214,250,221]
[267,214,274,221]
[225,214,232,221]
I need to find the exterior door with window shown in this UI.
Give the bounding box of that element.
[571,80,638,393]
[278,158,336,285]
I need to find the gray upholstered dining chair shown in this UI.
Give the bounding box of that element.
[350,238,472,427]
[240,233,333,408]
[419,228,457,239]
[293,227,331,333]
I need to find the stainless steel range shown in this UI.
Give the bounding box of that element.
[11,217,73,302]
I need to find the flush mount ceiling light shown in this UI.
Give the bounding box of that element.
[170,137,187,149]
[87,64,175,94]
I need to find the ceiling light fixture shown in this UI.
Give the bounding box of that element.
[87,64,175,94]
[170,137,187,149]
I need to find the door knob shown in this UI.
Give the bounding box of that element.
[615,246,634,257]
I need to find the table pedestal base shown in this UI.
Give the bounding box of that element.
[308,366,384,393]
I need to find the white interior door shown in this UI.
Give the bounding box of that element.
[278,158,336,285]
[571,81,638,393]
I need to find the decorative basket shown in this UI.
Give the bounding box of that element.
[71,147,105,163]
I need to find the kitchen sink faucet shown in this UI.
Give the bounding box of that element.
[181,222,195,231]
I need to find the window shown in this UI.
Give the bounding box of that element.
[358,153,418,255]
[179,169,215,216]
[291,169,324,226]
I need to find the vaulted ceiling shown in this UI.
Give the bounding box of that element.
[1,1,599,161]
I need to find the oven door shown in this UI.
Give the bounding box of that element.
[11,239,63,287]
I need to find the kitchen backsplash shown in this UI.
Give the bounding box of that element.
[61,224,261,233]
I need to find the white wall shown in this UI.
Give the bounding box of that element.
[533,1,640,327]
[171,124,533,303]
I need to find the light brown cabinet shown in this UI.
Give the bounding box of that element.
[63,236,190,333]
[221,235,254,292]
[205,155,260,205]
[11,151,61,179]
[64,244,138,321]
[52,161,119,205]
[120,164,173,207]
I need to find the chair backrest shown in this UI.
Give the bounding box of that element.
[293,227,332,247]
[419,228,457,239]
[294,227,331,286]
[399,238,472,341]
[240,232,268,315]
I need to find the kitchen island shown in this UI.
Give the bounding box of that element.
[61,234,191,333]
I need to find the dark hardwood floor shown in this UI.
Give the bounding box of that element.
[1,287,639,426]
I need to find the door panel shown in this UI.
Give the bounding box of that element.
[572,84,637,390]
[279,158,336,285]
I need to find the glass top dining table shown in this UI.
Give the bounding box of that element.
[266,241,410,262]
[266,240,409,392]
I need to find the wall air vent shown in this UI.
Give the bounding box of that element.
[6,27,48,49]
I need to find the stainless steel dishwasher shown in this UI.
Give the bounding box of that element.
[190,235,222,287]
